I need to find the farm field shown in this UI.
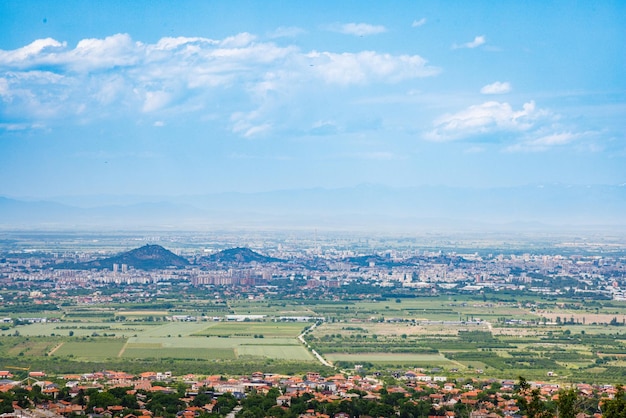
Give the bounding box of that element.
[326,353,454,366]
[191,322,307,337]
[3,322,151,337]
[2,315,315,366]
[2,295,626,382]
[228,301,316,316]
[53,339,125,359]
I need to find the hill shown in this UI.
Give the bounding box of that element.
[201,247,284,264]
[55,244,190,271]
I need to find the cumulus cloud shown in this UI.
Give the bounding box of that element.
[480,81,511,95]
[307,50,439,84]
[453,35,486,49]
[412,18,427,27]
[0,34,139,72]
[426,100,587,152]
[426,100,545,142]
[0,33,441,137]
[153,36,218,51]
[0,38,66,65]
[334,23,387,36]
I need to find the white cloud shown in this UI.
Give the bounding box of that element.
[336,23,387,36]
[0,38,66,65]
[427,100,588,152]
[242,123,272,137]
[453,35,486,49]
[70,34,139,70]
[505,132,581,152]
[268,26,306,38]
[153,36,218,51]
[0,77,9,97]
[310,120,340,135]
[230,110,272,138]
[142,91,171,113]
[412,18,427,27]
[0,33,441,137]
[0,34,139,72]
[480,81,511,95]
[0,122,46,131]
[426,100,545,141]
[219,32,257,47]
[307,50,440,85]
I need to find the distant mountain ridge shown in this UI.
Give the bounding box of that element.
[2,184,625,231]
[54,244,189,271]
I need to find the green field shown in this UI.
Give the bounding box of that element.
[5,322,149,337]
[326,353,454,366]
[122,347,237,360]
[192,322,307,337]
[54,339,126,359]
[3,295,626,381]
[237,345,313,360]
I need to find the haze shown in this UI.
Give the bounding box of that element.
[1,1,624,231]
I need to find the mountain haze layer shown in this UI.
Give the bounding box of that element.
[1,185,624,232]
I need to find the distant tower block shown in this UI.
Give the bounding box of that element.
[121,264,128,273]
[113,263,119,273]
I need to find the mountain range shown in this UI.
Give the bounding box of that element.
[2,184,625,232]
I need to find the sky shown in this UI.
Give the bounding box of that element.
[0,0,625,199]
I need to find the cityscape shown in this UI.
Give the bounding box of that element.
[1,1,625,417]
[1,231,626,417]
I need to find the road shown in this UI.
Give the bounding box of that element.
[225,406,242,418]
[298,321,334,368]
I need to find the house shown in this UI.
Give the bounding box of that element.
[276,395,291,406]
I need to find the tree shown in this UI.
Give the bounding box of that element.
[192,392,212,407]
[214,393,237,415]
[515,376,553,418]
[74,389,86,406]
[87,391,117,410]
[555,389,578,418]
[603,385,626,418]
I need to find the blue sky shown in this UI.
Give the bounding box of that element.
[1,0,624,198]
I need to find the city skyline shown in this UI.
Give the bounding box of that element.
[1,1,624,222]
